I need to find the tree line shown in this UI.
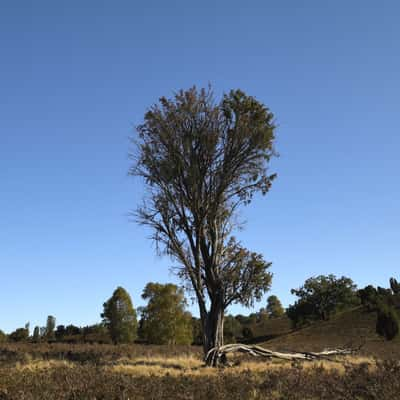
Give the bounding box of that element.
[2,275,399,345]
[0,282,283,345]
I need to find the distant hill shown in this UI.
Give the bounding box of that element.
[255,307,400,360]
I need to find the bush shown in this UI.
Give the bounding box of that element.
[242,326,254,340]
[9,328,29,342]
[223,315,242,343]
[376,303,399,340]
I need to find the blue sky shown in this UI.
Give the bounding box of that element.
[1,1,399,333]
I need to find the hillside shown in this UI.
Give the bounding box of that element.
[258,307,400,360]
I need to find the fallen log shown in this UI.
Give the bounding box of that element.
[205,343,361,366]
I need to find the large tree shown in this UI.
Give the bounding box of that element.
[131,87,275,363]
[287,275,359,327]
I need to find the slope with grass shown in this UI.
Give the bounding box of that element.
[260,307,400,360]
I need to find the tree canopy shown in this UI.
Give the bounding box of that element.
[287,275,359,327]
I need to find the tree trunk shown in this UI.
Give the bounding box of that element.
[202,300,225,366]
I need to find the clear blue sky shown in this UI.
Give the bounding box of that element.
[1,1,399,333]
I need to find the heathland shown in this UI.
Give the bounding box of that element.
[1,306,399,399]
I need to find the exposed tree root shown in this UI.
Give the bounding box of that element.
[205,343,361,367]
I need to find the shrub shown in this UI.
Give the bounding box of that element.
[223,315,242,343]
[242,326,254,340]
[9,328,29,342]
[376,302,399,340]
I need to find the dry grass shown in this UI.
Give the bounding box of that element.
[0,349,398,399]
[5,352,377,377]
[108,354,377,376]
[14,359,74,371]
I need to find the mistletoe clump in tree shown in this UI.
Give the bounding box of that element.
[131,87,276,364]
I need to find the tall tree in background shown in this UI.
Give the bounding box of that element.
[139,282,192,345]
[287,275,359,327]
[45,316,56,340]
[132,87,276,362]
[32,326,40,342]
[266,295,285,318]
[102,287,137,344]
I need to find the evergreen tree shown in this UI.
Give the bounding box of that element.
[45,316,56,340]
[102,286,137,344]
[32,326,40,342]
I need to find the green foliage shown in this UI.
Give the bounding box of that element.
[191,318,203,345]
[287,275,359,327]
[266,295,285,318]
[140,283,193,345]
[45,316,56,340]
[376,302,399,340]
[0,330,7,343]
[358,285,378,311]
[390,278,400,295]
[82,324,111,344]
[9,327,29,342]
[102,287,138,344]
[32,326,40,342]
[223,315,242,343]
[364,277,400,341]
[55,325,66,341]
[241,326,254,340]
